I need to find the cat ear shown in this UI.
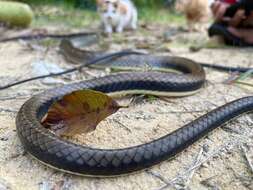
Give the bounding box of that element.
[119,2,127,15]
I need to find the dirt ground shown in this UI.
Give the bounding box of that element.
[0,25,253,190]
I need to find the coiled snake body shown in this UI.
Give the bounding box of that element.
[16,41,253,176]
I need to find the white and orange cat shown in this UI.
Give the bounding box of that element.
[96,0,138,34]
[175,0,214,31]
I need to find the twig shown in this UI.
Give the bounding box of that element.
[223,72,239,84]
[241,145,253,174]
[146,170,174,187]
[113,119,132,132]
[236,69,253,81]
[156,139,245,190]
[235,81,253,88]
[0,94,31,101]
[156,110,207,114]
[157,97,175,104]
[0,51,143,90]
[164,148,204,189]
[129,95,146,106]
[150,149,205,190]
[83,70,100,78]
[184,148,204,187]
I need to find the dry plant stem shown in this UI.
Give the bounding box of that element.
[146,170,174,187]
[112,119,132,132]
[147,148,204,188]
[241,145,253,174]
[156,110,208,114]
[236,81,253,88]
[149,149,204,190]
[183,148,204,188]
[0,51,143,90]
[155,137,250,190]
[0,95,30,101]
[129,95,146,106]
[83,70,100,78]
[223,73,239,84]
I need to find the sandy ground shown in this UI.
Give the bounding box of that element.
[0,26,253,190]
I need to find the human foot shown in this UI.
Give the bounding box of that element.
[228,27,253,44]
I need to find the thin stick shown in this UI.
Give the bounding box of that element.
[184,148,204,187]
[157,139,245,190]
[0,51,143,91]
[0,94,31,101]
[241,145,253,174]
[149,149,204,190]
[146,170,174,187]
[235,81,253,88]
[113,119,132,132]
[156,110,207,114]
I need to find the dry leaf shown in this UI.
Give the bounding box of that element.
[41,90,123,136]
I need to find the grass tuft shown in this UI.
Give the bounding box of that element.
[30,5,183,29]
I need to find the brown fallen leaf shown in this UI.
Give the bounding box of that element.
[41,90,125,137]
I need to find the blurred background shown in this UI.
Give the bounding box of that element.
[16,0,183,30]
[21,0,176,9]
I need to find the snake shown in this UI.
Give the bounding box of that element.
[15,39,253,177]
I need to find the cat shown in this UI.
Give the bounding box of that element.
[96,0,138,34]
[175,0,213,31]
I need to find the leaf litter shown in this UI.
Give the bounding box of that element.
[41,89,126,136]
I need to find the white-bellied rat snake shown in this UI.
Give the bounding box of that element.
[15,39,253,177]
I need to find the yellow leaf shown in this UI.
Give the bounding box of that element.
[41,90,123,136]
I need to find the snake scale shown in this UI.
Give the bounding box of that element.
[16,40,253,176]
